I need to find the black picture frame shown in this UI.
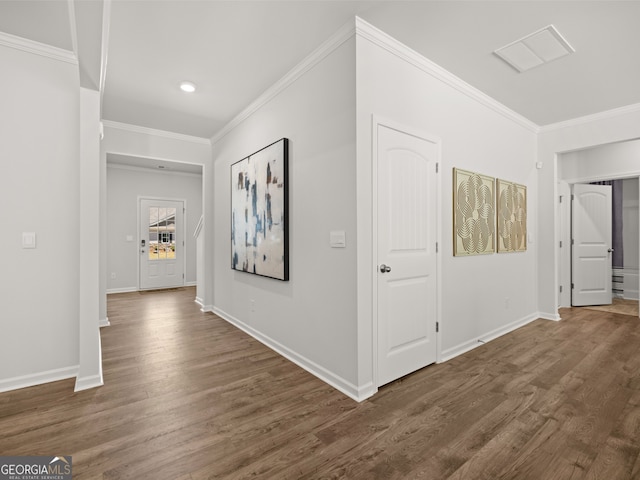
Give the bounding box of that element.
[230,138,289,281]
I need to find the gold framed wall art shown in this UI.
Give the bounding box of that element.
[496,179,527,253]
[453,168,495,256]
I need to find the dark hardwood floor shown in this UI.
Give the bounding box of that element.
[1,287,640,479]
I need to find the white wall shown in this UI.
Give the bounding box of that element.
[355,21,540,379]
[211,36,359,397]
[537,107,640,317]
[0,44,81,390]
[559,139,640,182]
[210,19,544,401]
[106,165,202,292]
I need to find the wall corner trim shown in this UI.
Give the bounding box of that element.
[353,17,540,134]
[74,374,104,392]
[102,120,212,145]
[0,31,78,65]
[210,19,356,145]
[538,311,562,321]
[212,306,368,402]
[99,317,111,328]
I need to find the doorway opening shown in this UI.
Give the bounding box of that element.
[557,139,640,317]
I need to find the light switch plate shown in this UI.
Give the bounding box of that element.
[22,232,36,249]
[330,230,346,248]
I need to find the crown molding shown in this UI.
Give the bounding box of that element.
[102,120,212,145]
[0,31,77,65]
[211,19,356,144]
[539,102,640,133]
[354,17,540,134]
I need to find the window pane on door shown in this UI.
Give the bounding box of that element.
[149,206,176,261]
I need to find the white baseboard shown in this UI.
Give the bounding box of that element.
[0,365,78,393]
[195,297,204,307]
[441,312,541,362]
[99,317,111,327]
[201,304,214,313]
[185,281,197,287]
[74,374,104,392]
[107,287,137,294]
[212,306,369,402]
[538,311,562,321]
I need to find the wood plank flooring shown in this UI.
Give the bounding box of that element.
[2,288,640,479]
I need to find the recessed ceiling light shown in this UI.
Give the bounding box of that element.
[494,25,575,73]
[180,81,196,93]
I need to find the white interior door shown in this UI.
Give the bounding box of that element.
[140,198,185,290]
[377,123,438,387]
[572,183,612,306]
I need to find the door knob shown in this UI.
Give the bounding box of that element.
[380,264,391,273]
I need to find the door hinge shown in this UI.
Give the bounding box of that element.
[560,285,563,293]
[436,242,439,253]
[571,194,575,201]
[183,207,186,213]
[559,240,563,248]
[559,195,563,203]
[571,283,574,289]
[571,239,575,245]
[436,163,439,173]
[436,322,439,333]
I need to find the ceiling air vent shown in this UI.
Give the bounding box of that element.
[494,25,575,73]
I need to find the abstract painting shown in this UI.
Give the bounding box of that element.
[231,138,289,280]
[453,168,495,256]
[497,179,527,252]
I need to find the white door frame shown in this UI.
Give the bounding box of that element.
[137,195,187,290]
[371,115,442,388]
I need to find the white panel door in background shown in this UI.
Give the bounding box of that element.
[572,183,612,306]
[140,198,185,290]
[377,124,438,387]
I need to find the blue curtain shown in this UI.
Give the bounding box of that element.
[591,180,623,268]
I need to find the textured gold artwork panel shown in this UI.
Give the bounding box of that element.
[497,179,527,253]
[453,168,495,256]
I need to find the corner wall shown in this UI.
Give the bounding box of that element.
[355,20,540,386]
[211,36,360,398]
[0,44,81,390]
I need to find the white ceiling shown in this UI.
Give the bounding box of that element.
[1,0,640,140]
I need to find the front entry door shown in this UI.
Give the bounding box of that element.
[139,198,185,290]
[377,123,438,387]
[572,183,613,306]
